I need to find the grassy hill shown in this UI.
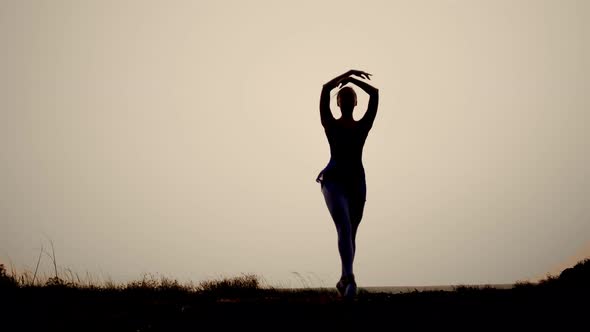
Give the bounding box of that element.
[1,259,588,331]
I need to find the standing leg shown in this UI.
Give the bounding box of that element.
[349,202,365,257]
[349,181,367,258]
[321,181,354,279]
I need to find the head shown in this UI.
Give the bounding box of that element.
[337,86,357,117]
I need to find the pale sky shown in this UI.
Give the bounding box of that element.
[1,0,589,287]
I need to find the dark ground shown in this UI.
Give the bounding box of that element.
[2,259,588,331]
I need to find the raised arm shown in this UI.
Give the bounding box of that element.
[320,70,372,128]
[339,77,379,130]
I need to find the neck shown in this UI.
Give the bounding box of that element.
[340,108,354,120]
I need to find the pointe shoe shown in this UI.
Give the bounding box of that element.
[343,280,356,299]
[336,274,356,299]
[336,278,346,296]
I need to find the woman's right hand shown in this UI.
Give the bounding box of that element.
[336,70,372,87]
[324,70,372,90]
[347,70,372,80]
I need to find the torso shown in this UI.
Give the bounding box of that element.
[317,119,370,185]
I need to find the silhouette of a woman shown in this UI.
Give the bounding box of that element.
[316,70,379,298]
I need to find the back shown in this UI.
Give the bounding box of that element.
[324,120,370,167]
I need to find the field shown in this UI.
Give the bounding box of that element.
[1,259,588,331]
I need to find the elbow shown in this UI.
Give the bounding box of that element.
[372,88,379,98]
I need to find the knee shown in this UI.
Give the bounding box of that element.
[336,223,353,238]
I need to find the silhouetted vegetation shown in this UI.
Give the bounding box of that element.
[512,258,590,292]
[548,258,589,288]
[0,264,18,288]
[2,258,588,331]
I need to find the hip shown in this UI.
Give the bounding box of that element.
[320,177,367,202]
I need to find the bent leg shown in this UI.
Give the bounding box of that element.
[321,181,354,278]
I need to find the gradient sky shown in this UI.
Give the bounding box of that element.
[1,0,589,287]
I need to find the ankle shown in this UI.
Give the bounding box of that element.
[340,274,355,284]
